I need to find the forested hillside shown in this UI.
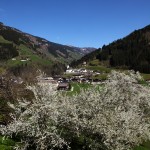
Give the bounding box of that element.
[97,25,150,73]
[72,25,150,73]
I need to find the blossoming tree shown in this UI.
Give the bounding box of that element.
[0,71,150,150]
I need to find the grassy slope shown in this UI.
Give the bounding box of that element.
[66,82,91,96]
[0,28,53,68]
[134,142,150,150]
[5,44,52,68]
[0,136,15,150]
[0,36,11,44]
[85,65,111,73]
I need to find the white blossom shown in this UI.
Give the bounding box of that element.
[0,71,150,150]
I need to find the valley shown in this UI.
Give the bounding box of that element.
[0,22,150,150]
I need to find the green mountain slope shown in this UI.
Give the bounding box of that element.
[72,24,150,74]
[0,22,95,75]
[98,25,150,73]
[0,22,95,65]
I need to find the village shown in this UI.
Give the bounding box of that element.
[37,63,106,91]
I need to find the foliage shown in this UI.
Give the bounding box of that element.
[51,62,66,75]
[0,43,19,60]
[0,136,15,146]
[0,135,15,150]
[0,27,22,44]
[0,71,150,150]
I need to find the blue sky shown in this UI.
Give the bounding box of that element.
[0,0,150,48]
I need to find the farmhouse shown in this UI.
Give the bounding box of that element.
[37,77,58,89]
[57,82,70,90]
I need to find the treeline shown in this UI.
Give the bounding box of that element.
[96,25,150,73]
[0,28,22,45]
[8,62,66,78]
[0,43,19,60]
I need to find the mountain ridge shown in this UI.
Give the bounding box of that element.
[0,22,96,63]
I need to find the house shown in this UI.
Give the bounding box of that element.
[66,69,73,73]
[37,77,58,88]
[12,77,23,84]
[82,61,87,66]
[12,58,16,61]
[67,65,70,69]
[20,59,27,62]
[57,82,70,90]
[80,68,87,73]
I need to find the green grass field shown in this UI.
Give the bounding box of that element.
[19,44,32,55]
[85,65,111,73]
[0,136,15,150]
[67,82,91,96]
[141,73,150,81]
[5,43,52,68]
[133,141,150,150]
